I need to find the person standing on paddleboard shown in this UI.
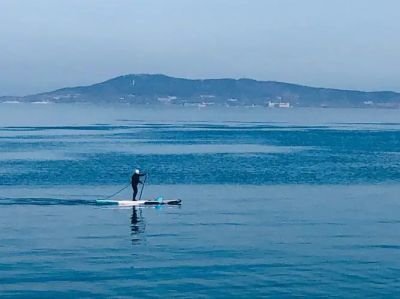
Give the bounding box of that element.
[131,169,146,201]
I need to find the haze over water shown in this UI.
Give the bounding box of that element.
[1,104,400,297]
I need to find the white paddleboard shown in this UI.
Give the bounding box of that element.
[96,199,181,207]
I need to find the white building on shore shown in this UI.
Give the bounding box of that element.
[267,100,291,108]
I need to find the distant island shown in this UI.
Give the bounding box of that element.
[2,74,400,108]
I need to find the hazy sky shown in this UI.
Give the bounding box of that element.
[1,0,400,96]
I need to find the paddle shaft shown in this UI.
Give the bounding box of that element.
[139,174,147,200]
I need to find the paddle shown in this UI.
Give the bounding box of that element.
[139,173,148,200]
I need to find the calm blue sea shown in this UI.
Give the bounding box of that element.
[1,104,400,298]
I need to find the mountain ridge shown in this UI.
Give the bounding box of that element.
[2,74,400,108]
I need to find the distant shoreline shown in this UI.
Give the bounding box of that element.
[2,101,400,110]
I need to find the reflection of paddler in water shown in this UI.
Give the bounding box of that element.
[131,207,145,243]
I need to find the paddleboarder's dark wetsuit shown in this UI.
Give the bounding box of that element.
[131,173,146,200]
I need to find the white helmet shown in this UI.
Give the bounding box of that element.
[135,169,140,174]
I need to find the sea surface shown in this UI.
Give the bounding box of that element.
[1,104,400,298]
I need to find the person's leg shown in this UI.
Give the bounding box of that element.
[133,185,138,201]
